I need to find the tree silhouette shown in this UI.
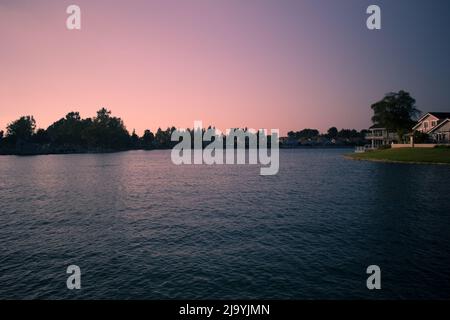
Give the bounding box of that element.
[288,129,320,140]
[327,127,338,139]
[0,107,375,155]
[142,129,155,149]
[130,129,140,148]
[32,129,49,144]
[371,90,421,140]
[47,112,89,146]
[85,108,130,149]
[6,116,36,142]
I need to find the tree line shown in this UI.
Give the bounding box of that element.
[0,107,374,155]
[285,90,422,146]
[287,127,368,140]
[0,108,172,154]
[0,108,276,154]
[0,90,425,154]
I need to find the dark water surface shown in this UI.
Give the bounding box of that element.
[0,149,449,299]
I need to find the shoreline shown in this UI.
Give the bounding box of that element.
[345,147,450,165]
[344,155,450,166]
[0,145,356,156]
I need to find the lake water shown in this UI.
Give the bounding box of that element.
[0,149,449,299]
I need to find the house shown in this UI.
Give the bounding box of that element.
[363,111,450,150]
[412,112,450,143]
[366,125,400,148]
[428,119,450,142]
[413,112,450,133]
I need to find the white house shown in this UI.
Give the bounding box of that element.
[365,125,400,148]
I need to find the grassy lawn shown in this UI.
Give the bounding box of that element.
[348,147,450,164]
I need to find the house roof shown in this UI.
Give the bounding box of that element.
[416,112,450,123]
[413,112,450,130]
[428,118,450,133]
[369,124,385,129]
[428,112,450,119]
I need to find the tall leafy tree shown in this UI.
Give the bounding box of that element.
[327,127,338,139]
[6,116,36,142]
[371,90,420,139]
[47,112,88,146]
[142,129,154,149]
[130,129,140,148]
[87,108,130,149]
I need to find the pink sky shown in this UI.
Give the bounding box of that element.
[2,0,447,135]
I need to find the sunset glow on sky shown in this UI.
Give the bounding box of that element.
[1,0,450,135]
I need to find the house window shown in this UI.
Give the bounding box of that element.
[431,120,437,127]
[423,121,428,129]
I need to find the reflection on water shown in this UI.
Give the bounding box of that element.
[0,149,449,299]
